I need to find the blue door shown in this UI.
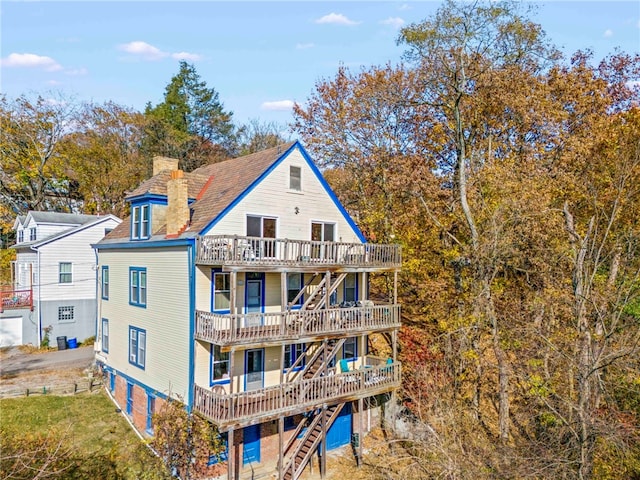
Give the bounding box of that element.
[243,424,261,464]
[326,403,352,450]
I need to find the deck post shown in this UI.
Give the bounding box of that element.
[229,347,235,419]
[281,272,287,336]
[278,416,284,480]
[228,427,235,480]
[357,398,363,466]
[320,405,327,478]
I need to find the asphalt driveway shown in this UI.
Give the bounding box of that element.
[0,345,95,377]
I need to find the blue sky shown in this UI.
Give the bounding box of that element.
[1,1,639,127]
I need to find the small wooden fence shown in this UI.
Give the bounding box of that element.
[0,377,101,399]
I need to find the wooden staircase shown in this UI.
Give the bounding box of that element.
[280,403,346,480]
[285,339,345,383]
[301,273,347,311]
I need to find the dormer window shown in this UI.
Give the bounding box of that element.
[131,204,150,240]
[30,227,36,241]
[18,230,24,243]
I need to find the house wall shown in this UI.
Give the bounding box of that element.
[39,298,96,343]
[204,148,362,243]
[98,245,192,402]
[14,251,37,290]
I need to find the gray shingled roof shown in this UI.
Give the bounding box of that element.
[28,211,103,226]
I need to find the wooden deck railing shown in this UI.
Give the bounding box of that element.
[195,304,401,346]
[196,235,401,269]
[193,361,401,428]
[1,289,33,313]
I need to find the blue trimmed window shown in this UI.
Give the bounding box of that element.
[210,344,230,384]
[129,267,147,307]
[284,343,305,371]
[146,395,155,433]
[101,266,109,300]
[129,326,146,369]
[213,270,230,312]
[207,433,229,465]
[344,274,357,303]
[126,382,134,414]
[343,337,357,361]
[131,204,150,240]
[287,273,303,308]
[101,318,109,353]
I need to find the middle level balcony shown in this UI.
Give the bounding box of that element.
[195,303,401,347]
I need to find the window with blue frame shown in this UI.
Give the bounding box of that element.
[344,273,357,303]
[211,345,230,384]
[126,382,134,414]
[129,267,147,307]
[101,266,109,300]
[284,343,305,371]
[343,337,357,361]
[213,271,230,312]
[101,318,109,353]
[287,273,303,308]
[129,326,146,369]
[131,204,150,240]
[208,433,229,465]
[146,395,155,433]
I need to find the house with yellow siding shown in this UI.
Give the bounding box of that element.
[95,141,401,480]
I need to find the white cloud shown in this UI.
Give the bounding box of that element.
[315,13,360,26]
[261,100,295,111]
[171,52,202,61]
[65,67,88,76]
[1,53,62,71]
[47,80,62,86]
[399,4,411,11]
[603,29,613,38]
[296,43,315,50]
[380,17,405,29]
[118,41,201,62]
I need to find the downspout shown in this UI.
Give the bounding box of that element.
[30,245,42,347]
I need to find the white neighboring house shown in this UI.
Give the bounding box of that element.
[1,211,121,347]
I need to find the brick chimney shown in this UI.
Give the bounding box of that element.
[166,170,189,237]
[153,156,179,176]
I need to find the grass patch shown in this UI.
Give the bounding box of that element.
[0,390,170,479]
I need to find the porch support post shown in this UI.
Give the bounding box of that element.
[230,271,237,315]
[227,427,235,480]
[393,270,397,305]
[278,416,284,480]
[324,271,331,309]
[357,398,363,466]
[281,272,287,336]
[280,344,285,385]
[320,405,327,478]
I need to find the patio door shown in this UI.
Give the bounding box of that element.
[247,215,277,257]
[245,272,263,327]
[245,348,264,391]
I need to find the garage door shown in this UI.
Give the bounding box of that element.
[0,316,23,347]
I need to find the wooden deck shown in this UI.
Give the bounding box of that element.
[193,361,401,430]
[196,235,401,270]
[1,289,33,313]
[195,304,401,347]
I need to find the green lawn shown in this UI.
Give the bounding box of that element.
[0,390,169,479]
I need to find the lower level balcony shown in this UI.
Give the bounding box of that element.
[193,359,401,430]
[195,304,401,347]
[1,289,33,313]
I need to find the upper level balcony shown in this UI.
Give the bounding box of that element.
[196,235,401,271]
[1,289,33,313]
[195,303,401,347]
[193,357,401,430]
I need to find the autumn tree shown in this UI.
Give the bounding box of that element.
[60,101,148,217]
[0,93,78,215]
[144,61,237,171]
[236,118,290,155]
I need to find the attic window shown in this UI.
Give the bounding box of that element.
[131,204,150,240]
[289,166,301,191]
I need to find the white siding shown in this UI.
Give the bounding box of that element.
[38,218,120,302]
[99,246,192,400]
[204,148,362,243]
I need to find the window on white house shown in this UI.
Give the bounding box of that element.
[129,267,147,307]
[287,273,303,307]
[102,266,109,300]
[129,326,146,369]
[29,228,36,241]
[18,230,24,243]
[343,337,357,360]
[58,306,75,322]
[289,166,301,191]
[311,222,335,242]
[213,271,230,311]
[59,263,72,283]
[284,343,305,370]
[102,318,109,353]
[211,345,230,383]
[344,274,357,303]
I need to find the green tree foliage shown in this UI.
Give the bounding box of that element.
[144,61,237,171]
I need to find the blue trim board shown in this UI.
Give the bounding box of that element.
[100,363,168,402]
[187,242,196,409]
[128,193,169,204]
[94,238,195,250]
